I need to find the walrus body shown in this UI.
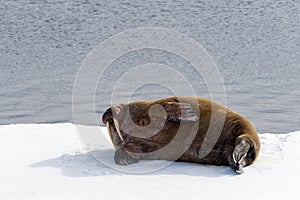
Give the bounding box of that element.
[102,96,260,173]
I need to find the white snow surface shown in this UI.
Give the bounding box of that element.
[0,124,299,200]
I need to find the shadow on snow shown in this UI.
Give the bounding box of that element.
[31,149,237,177]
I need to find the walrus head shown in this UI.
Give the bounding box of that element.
[102,101,168,148]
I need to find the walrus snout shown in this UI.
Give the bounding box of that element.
[102,105,123,124]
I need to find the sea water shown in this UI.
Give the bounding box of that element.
[1,0,299,133]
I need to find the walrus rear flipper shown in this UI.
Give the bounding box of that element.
[164,102,199,123]
[228,138,252,174]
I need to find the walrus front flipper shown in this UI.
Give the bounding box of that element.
[228,138,251,174]
[114,149,139,165]
[164,102,199,122]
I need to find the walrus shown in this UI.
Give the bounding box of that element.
[102,96,260,173]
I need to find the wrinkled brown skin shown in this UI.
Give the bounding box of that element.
[102,96,260,171]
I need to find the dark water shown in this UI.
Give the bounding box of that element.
[1,0,299,133]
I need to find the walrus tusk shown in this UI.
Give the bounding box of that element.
[113,119,124,141]
[106,121,124,142]
[106,122,113,139]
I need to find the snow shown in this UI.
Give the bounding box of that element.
[0,124,299,200]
